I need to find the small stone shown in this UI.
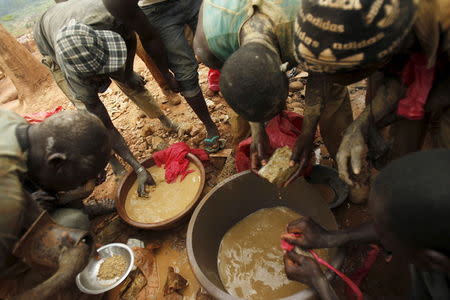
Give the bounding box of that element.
[143,125,153,136]
[169,95,182,105]
[219,114,229,123]
[205,99,215,108]
[190,127,200,137]
[289,81,304,92]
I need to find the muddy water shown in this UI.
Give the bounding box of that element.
[155,238,200,300]
[125,163,202,223]
[218,207,329,300]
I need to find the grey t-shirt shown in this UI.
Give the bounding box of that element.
[34,0,134,104]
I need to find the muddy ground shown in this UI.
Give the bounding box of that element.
[0,38,410,299]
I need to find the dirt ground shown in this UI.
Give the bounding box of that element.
[0,38,411,299]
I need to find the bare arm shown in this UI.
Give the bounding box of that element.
[337,76,403,184]
[284,217,379,249]
[83,96,155,196]
[11,242,90,300]
[193,2,224,69]
[102,0,178,90]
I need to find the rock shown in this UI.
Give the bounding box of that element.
[219,114,229,123]
[190,127,200,137]
[143,125,153,136]
[258,146,299,187]
[139,113,147,118]
[169,95,182,105]
[289,81,304,92]
[291,102,302,108]
[205,99,215,108]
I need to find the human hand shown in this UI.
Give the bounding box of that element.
[164,72,181,93]
[58,240,90,275]
[282,217,334,249]
[127,73,147,90]
[283,251,324,286]
[284,133,314,187]
[250,129,271,173]
[136,167,156,197]
[336,123,366,186]
[31,190,57,211]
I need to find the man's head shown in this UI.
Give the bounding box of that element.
[369,150,450,273]
[220,43,288,122]
[55,20,127,76]
[294,0,416,79]
[27,111,111,192]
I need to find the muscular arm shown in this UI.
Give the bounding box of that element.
[102,0,173,82]
[83,97,142,172]
[193,2,224,69]
[337,76,403,184]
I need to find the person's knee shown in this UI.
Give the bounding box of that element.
[51,208,90,231]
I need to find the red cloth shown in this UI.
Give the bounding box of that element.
[208,69,221,92]
[235,110,311,174]
[23,106,63,124]
[153,142,209,183]
[346,244,381,300]
[396,53,435,120]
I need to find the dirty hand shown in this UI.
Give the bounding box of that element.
[164,72,181,93]
[127,73,147,90]
[283,217,334,249]
[136,167,156,197]
[250,127,271,173]
[336,123,366,186]
[284,133,314,187]
[31,190,57,211]
[58,241,90,275]
[284,251,324,286]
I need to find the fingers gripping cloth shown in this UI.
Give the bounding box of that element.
[281,233,363,300]
[153,142,209,183]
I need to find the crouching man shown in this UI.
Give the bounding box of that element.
[283,150,450,299]
[0,109,112,299]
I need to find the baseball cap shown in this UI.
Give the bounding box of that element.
[55,19,127,76]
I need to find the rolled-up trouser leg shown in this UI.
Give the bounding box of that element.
[42,56,86,110]
[319,84,353,159]
[115,81,164,119]
[51,208,90,231]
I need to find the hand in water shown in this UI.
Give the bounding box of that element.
[282,217,334,249]
[136,167,156,197]
[283,251,324,286]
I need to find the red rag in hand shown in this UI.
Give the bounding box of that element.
[396,53,435,120]
[208,69,221,92]
[22,106,63,124]
[152,142,209,183]
[235,110,312,175]
[281,233,363,300]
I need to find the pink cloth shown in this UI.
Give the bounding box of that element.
[397,53,435,120]
[23,106,63,124]
[235,110,311,175]
[208,69,221,92]
[152,142,209,183]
